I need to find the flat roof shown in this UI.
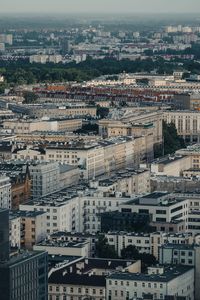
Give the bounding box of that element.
[108,266,194,282]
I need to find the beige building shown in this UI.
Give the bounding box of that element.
[163,110,200,142]
[27,105,96,118]
[176,144,200,169]
[3,118,83,134]
[150,155,192,176]
[99,110,163,150]
[46,136,153,179]
[10,210,47,250]
[48,257,141,300]
[91,168,151,196]
[34,240,89,257]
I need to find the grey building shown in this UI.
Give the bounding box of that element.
[0,207,48,300]
[0,208,10,261]
[0,250,48,300]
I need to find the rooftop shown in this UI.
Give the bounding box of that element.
[108,265,194,282]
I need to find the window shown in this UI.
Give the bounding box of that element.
[115,281,117,285]
[188,259,193,264]
[181,251,185,256]
[56,286,59,292]
[142,282,145,287]
[189,252,193,257]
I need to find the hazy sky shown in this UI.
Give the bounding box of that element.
[0,0,200,14]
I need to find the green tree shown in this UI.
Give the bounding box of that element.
[23,91,38,104]
[163,121,185,155]
[96,105,109,119]
[96,235,118,259]
[121,245,140,260]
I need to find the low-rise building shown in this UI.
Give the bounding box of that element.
[34,239,89,257]
[106,265,194,300]
[0,175,11,209]
[106,231,195,259]
[159,244,200,300]
[150,155,191,176]
[48,256,141,300]
[10,210,47,250]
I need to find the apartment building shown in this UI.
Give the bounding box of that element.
[19,195,78,235]
[29,161,60,198]
[48,257,140,300]
[91,168,150,197]
[10,210,47,250]
[0,176,11,209]
[106,265,194,300]
[106,231,195,259]
[19,183,130,234]
[46,136,151,179]
[160,244,200,300]
[46,142,105,179]
[119,192,189,227]
[9,213,21,249]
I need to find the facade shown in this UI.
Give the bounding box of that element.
[29,162,60,198]
[106,231,194,259]
[99,110,163,149]
[47,231,98,257]
[24,105,96,118]
[173,93,200,110]
[119,192,189,227]
[164,110,200,142]
[150,155,191,176]
[106,266,194,300]
[0,208,10,261]
[159,244,200,300]
[34,240,89,257]
[0,162,31,209]
[48,257,140,300]
[46,136,151,179]
[0,251,48,300]
[91,168,150,197]
[177,144,200,169]
[0,176,11,209]
[9,214,21,249]
[3,118,83,134]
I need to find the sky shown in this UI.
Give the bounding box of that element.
[0,0,200,14]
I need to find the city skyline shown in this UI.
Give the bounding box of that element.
[0,0,200,14]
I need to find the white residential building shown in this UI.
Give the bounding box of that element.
[106,265,194,300]
[29,162,60,198]
[0,176,11,209]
